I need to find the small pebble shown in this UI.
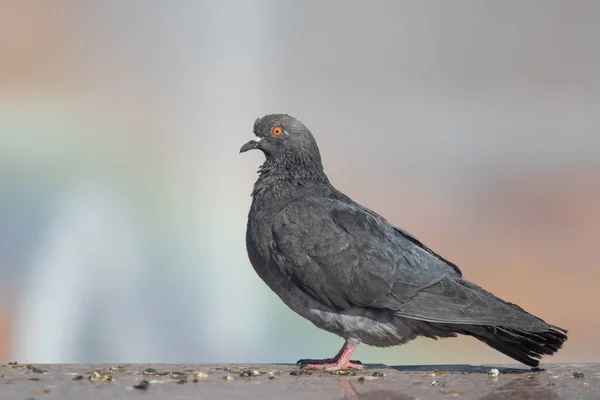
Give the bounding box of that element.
[109,365,128,372]
[487,368,500,377]
[133,380,150,390]
[372,371,385,377]
[192,371,208,380]
[72,375,83,381]
[89,370,112,382]
[143,368,169,376]
[223,375,234,381]
[334,370,356,376]
[290,370,312,376]
[422,370,447,377]
[573,372,584,379]
[26,365,45,374]
[358,376,380,382]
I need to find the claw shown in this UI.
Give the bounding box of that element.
[296,340,363,371]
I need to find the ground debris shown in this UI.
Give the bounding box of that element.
[431,380,447,387]
[170,372,187,380]
[422,369,447,377]
[143,368,169,376]
[372,371,385,377]
[26,365,45,374]
[133,380,150,390]
[290,369,312,376]
[109,365,128,373]
[333,370,357,376]
[191,371,208,382]
[573,371,584,378]
[72,375,84,381]
[448,390,464,396]
[487,368,500,377]
[268,370,283,380]
[357,376,382,382]
[89,370,112,382]
[223,375,235,381]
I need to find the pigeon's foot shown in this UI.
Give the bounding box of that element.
[297,340,363,371]
[299,359,364,371]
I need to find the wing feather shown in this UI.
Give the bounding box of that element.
[271,195,548,329]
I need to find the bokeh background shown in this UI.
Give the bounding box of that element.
[1,0,598,365]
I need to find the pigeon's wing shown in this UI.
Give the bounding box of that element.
[271,196,546,327]
[395,276,550,327]
[270,196,455,311]
[389,224,462,276]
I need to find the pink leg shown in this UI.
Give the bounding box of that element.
[297,340,363,371]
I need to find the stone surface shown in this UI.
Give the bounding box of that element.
[0,363,598,399]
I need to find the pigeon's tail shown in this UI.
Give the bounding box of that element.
[461,324,567,367]
[398,278,568,366]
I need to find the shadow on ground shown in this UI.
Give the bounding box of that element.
[280,362,535,374]
[384,364,535,374]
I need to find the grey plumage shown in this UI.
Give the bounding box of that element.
[241,114,567,367]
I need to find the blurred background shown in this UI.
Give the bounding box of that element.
[1,0,598,365]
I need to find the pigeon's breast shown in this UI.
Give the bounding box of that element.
[245,203,334,319]
[245,203,419,346]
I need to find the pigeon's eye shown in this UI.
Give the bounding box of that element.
[272,126,283,136]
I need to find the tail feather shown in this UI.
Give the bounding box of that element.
[461,324,568,367]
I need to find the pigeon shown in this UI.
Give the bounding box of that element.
[240,114,567,370]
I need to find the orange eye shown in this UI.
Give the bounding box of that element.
[272,126,283,136]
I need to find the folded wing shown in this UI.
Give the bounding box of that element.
[271,196,550,330]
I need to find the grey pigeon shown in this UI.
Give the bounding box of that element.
[240,114,567,370]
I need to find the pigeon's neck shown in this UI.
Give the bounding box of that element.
[251,153,330,199]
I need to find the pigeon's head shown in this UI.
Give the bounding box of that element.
[239,114,321,161]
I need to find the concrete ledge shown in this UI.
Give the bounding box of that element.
[1,363,597,399]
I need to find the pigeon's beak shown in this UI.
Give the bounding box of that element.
[240,137,262,153]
